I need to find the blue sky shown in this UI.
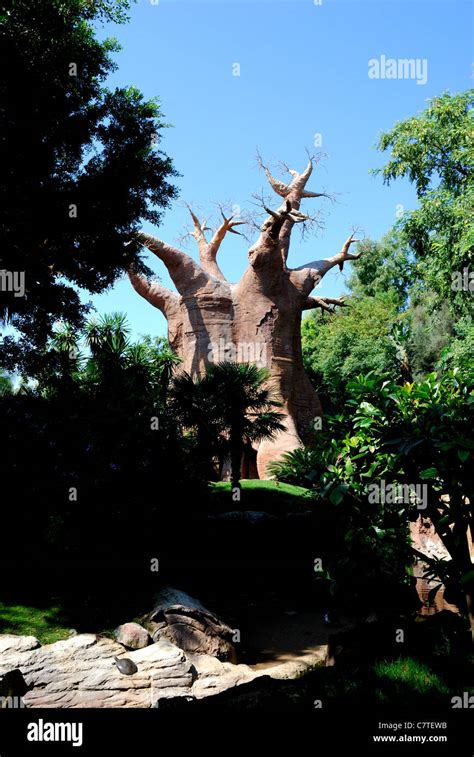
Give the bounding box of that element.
[90,0,473,341]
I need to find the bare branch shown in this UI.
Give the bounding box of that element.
[259,152,329,200]
[185,205,246,281]
[302,295,348,312]
[256,154,333,266]
[258,152,328,203]
[186,204,211,260]
[290,233,364,296]
[128,269,180,319]
[138,231,214,295]
[138,232,184,266]
[248,200,297,269]
[295,232,362,279]
[265,169,291,198]
[209,210,246,244]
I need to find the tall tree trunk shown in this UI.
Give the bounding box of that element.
[129,156,360,477]
[230,437,242,496]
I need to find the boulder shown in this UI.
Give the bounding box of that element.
[0,632,260,708]
[0,635,40,654]
[0,611,328,708]
[114,622,150,650]
[141,587,237,662]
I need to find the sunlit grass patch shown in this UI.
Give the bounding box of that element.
[374,656,450,698]
[0,602,71,645]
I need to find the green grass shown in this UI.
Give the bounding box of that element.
[209,479,313,515]
[373,656,450,698]
[0,602,72,645]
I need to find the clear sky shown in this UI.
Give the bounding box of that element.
[90,0,473,341]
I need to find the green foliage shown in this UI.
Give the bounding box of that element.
[302,293,402,405]
[373,90,474,315]
[209,480,312,515]
[0,371,13,396]
[347,233,412,308]
[267,447,322,488]
[0,314,205,603]
[272,370,474,622]
[37,312,178,404]
[170,362,286,487]
[436,317,474,383]
[0,0,178,373]
[405,295,454,378]
[79,0,134,24]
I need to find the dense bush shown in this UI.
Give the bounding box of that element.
[270,371,474,626]
[0,316,206,603]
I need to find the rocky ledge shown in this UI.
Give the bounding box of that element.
[0,630,328,708]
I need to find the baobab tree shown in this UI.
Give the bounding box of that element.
[129,156,361,477]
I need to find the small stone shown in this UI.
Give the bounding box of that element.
[114,623,150,650]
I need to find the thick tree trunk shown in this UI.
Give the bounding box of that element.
[129,156,360,478]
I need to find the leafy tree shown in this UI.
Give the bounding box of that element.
[373,90,474,316]
[406,295,454,379]
[0,0,178,374]
[302,227,465,396]
[436,317,474,382]
[0,313,205,604]
[347,233,412,309]
[271,371,474,638]
[302,292,402,406]
[169,370,222,481]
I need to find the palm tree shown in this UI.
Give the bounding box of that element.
[84,312,131,388]
[151,339,182,400]
[170,362,286,490]
[169,371,220,480]
[207,362,286,492]
[34,322,83,397]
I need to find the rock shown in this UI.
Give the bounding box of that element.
[0,625,328,709]
[141,587,237,662]
[114,622,150,650]
[0,635,40,655]
[0,633,195,708]
[188,652,259,698]
[0,632,257,708]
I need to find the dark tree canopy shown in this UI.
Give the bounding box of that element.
[0,0,178,373]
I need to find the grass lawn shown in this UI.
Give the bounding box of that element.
[209,479,313,515]
[373,657,451,700]
[0,601,72,645]
[294,654,471,711]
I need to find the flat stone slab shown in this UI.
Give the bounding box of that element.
[0,630,328,708]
